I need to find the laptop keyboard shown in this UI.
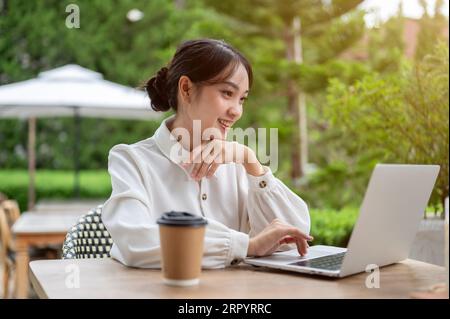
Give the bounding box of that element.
[289,252,346,271]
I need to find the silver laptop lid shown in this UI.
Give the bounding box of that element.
[340,164,440,277]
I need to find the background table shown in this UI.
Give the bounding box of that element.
[33,199,105,212]
[29,258,446,299]
[12,210,84,298]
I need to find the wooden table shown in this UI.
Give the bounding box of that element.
[29,258,446,299]
[34,199,105,212]
[12,210,83,298]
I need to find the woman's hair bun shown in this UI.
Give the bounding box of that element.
[145,67,171,112]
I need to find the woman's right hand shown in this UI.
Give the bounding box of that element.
[247,219,313,257]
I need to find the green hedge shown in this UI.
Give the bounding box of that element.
[0,170,112,212]
[309,207,359,247]
[0,170,359,247]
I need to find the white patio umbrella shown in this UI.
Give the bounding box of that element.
[0,64,160,209]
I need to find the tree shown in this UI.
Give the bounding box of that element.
[325,43,449,212]
[415,0,448,61]
[0,0,208,85]
[0,0,207,169]
[202,0,364,181]
[367,2,405,73]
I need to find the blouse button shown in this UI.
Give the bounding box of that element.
[202,193,207,200]
[259,180,267,188]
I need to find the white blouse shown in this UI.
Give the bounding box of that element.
[102,116,310,269]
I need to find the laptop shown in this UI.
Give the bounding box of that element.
[244,164,440,278]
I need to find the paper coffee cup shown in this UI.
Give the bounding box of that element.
[157,211,207,287]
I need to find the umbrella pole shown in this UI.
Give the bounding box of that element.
[27,117,36,210]
[73,111,81,198]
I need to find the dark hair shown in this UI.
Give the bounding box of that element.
[144,39,253,112]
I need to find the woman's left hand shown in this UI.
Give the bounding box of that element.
[182,139,265,180]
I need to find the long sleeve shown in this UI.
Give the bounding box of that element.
[102,145,249,269]
[239,165,311,238]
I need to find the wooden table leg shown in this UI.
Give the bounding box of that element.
[14,237,30,299]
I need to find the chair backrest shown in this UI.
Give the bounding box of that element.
[0,192,7,203]
[0,200,21,265]
[0,206,12,262]
[1,200,20,225]
[62,205,113,259]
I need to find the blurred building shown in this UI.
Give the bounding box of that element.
[340,18,449,61]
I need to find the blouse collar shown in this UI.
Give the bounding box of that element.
[154,115,184,165]
[153,115,218,180]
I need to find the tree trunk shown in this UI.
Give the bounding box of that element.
[174,0,185,9]
[285,17,308,181]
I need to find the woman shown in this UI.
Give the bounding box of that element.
[102,39,313,269]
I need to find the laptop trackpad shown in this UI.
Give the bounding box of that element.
[249,245,347,264]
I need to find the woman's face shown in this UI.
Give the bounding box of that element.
[185,63,249,140]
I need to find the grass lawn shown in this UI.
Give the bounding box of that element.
[0,169,111,188]
[0,169,111,212]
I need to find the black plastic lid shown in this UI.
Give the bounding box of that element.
[157,211,207,227]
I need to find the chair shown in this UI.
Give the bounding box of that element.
[1,200,20,225]
[1,200,21,298]
[0,199,59,298]
[62,205,113,259]
[0,192,8,203]
[0,206,14,298]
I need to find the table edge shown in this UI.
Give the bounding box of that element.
[29,263,49,299]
